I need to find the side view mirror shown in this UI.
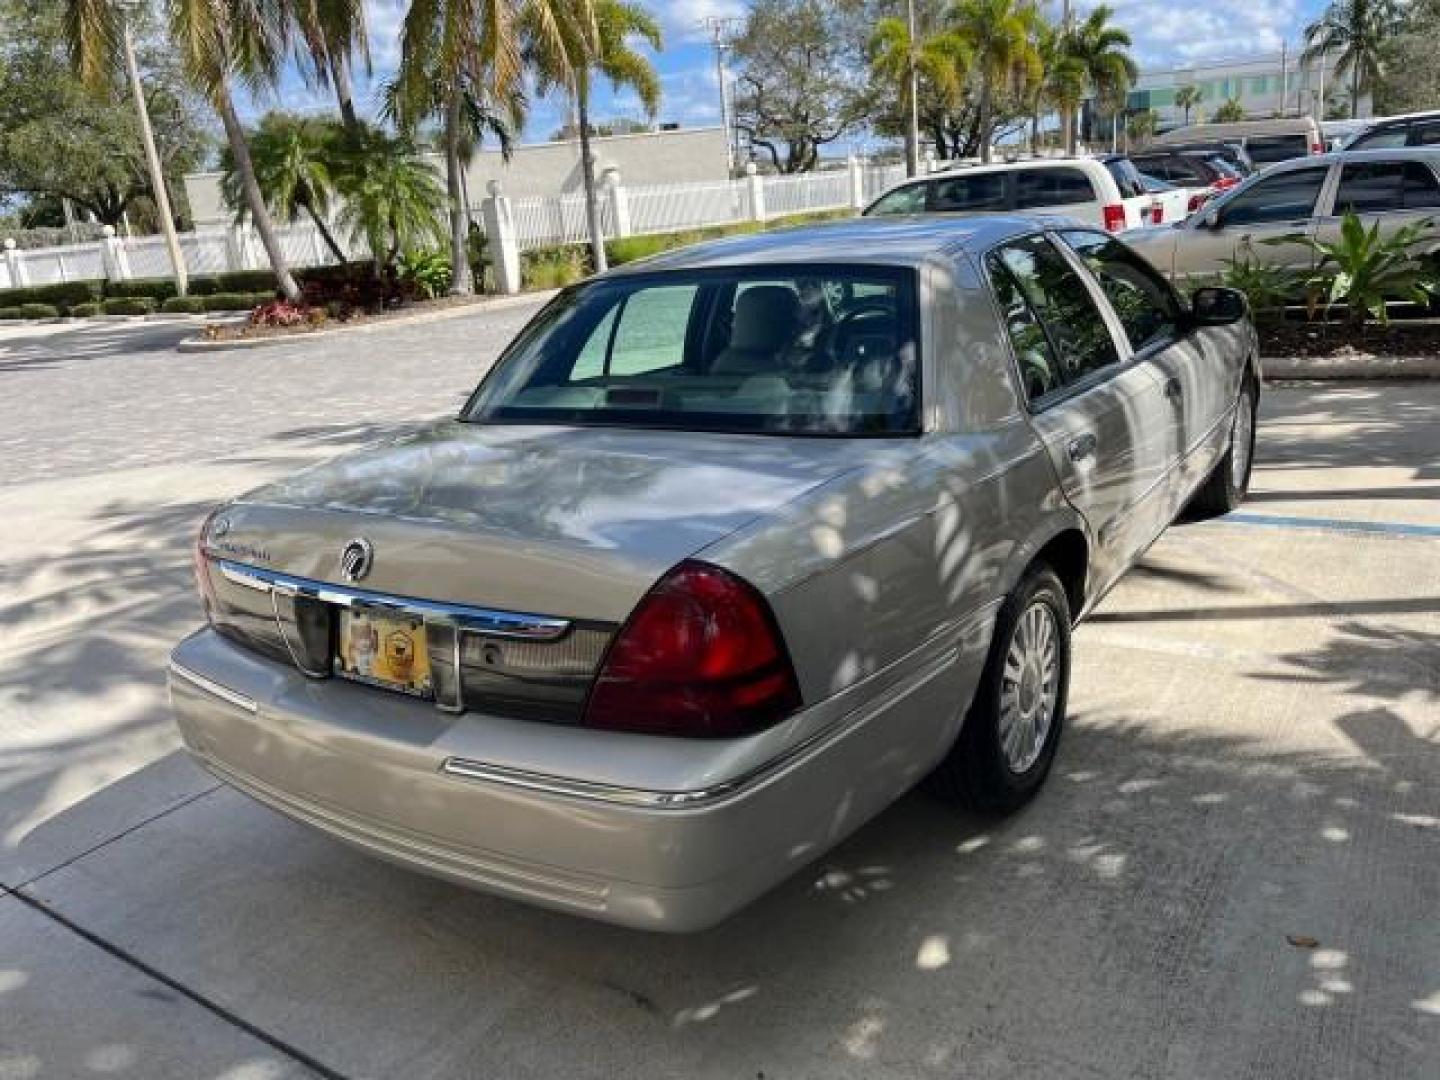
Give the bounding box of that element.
[1190,286,1248,326]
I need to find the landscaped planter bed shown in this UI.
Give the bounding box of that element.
[198,294,490,342]
[1256,319,1440,361]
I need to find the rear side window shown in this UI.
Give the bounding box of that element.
[1219,167,1328,226]
[1334,162,1440,213]
[1245,135,1310,164]
[930,172,1009,211]
[1060,230,1179,353]
[1103,159,1146,199]
[1411,124,1440,147]
[1015,167,1096,208]
[989,235,1121,392]
[865,183,928,216]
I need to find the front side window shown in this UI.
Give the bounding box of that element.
[1060,230,1180,352]
[865,182,928,216]
[1333,161,1440,213]
[465,267,921,435]
[1219,167,1328,226]
[1410,124,1440,147]
[1016,167,1097,208]
[930,172,1009,212]
[1349,126,1408,151]
[989,235,1121,389]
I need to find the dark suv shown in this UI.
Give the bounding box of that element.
[1132,150,1245,190]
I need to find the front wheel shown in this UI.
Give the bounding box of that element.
[1188,379,1257,519]
[929,565,1071,814]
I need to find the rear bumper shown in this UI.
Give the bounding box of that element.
[169,624,983,931]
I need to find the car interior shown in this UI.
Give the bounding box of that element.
[470,272,921,433]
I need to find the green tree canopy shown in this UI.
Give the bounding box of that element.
[0,2,209,228]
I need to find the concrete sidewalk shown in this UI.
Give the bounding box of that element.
[0,308,1435,1079]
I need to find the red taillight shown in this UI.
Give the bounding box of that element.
[1103,203,1126,232]
[1149,203,1164,224]
[1311,142,1324,154]
[582,561,801,738]
[1187,193,1206,213]
[1213,176,1239,191]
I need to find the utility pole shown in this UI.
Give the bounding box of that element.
[702,16,743,175]
[1280,40,1290,117]
[118,0,187,295]
[905,0,920,177]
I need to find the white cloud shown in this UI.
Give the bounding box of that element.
[653,0,746,45]
[1088,0,1309,68]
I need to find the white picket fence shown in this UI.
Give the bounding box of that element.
[0,161,909,291]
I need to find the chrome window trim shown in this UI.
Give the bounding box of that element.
[169,660,258,714]
[214,559,572,641]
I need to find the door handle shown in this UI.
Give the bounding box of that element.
[1164,377,1183,401]
[1067,433,1098,462]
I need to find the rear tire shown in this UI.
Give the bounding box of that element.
[929,565,1071,815]
[1189,378,1257,520]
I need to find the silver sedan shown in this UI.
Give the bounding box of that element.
[169,215,1259,931]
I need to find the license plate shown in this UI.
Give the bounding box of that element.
[335,609,433,699]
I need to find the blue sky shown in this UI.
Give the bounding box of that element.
[250,0,1331,141]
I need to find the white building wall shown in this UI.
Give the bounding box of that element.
[1132,52,1372,130]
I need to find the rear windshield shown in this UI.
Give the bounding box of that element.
[463,267,921,436]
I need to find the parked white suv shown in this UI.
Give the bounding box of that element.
[863,157,1178,231]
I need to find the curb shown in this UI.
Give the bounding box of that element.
[1262,355,1440,380]
[176,290,559,353]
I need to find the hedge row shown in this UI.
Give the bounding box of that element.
[0,267,294,314]
[0,302,62,320]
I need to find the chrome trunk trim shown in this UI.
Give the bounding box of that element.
[215,559,572,640]
[168,661,258,714]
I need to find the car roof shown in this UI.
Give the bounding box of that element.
[605,214,1079,275]
[1253,146,1440,173]
[926,157,1109,175]
[1360,110,1440,130]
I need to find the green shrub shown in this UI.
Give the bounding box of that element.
[105,278,178,303]
[0,304,59,319]
[0,280,103,313]
[214,269,279,293]
[397,249,452,299]
[602,211,846,268]
[522,245,591,290]
[203,292,260,312]
[161,296,208,314]
[101,296,157,316]
[69,301,101,318]
[187,276,222,296]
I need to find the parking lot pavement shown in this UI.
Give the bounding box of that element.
[0,310,1435,1079]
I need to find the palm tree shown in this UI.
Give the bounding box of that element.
[64,0,303,301]
[870,16,971,168]
[1212,98,1247,123]
[1175,84,1202,126]
[950,0,1041,163]
[292,0,370,129]
[1303,0,1402,120]
[1060,4,1137,154]
[397,0,591,295]
[529,1,662,274]
[220,113,348,263]
[1125,107,1157,150]
[333,129,449,272]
